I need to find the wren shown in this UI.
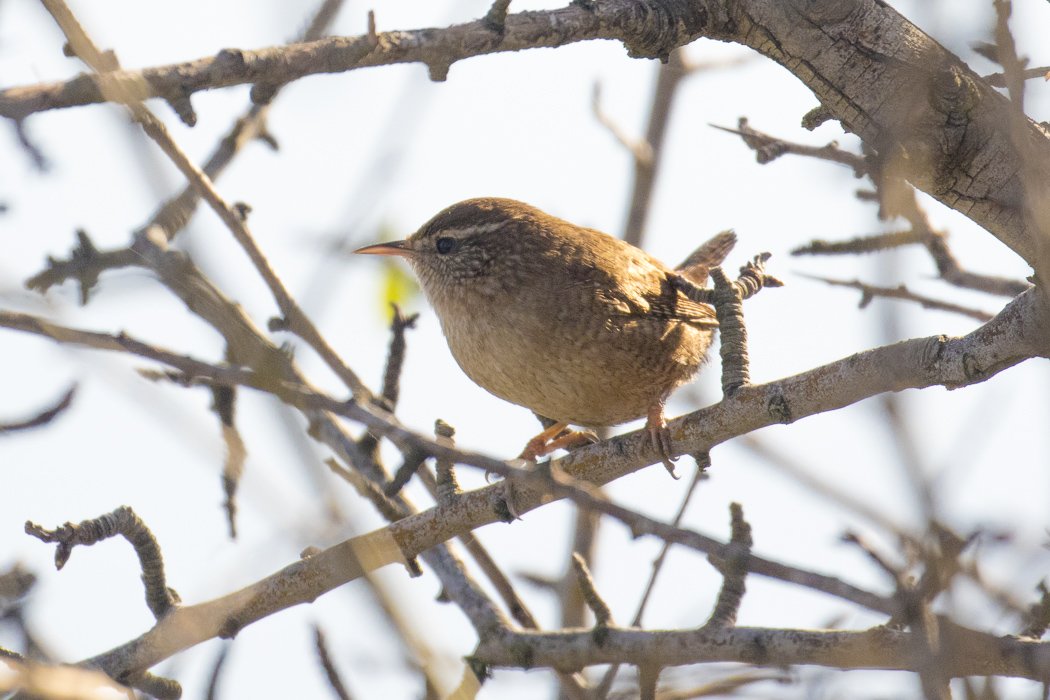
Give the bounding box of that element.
[356,198,735,475]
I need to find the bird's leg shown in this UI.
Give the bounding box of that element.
[644,399,679,479]
[518,422,599,461]
[545,429,600,454]
[519,421,570,461]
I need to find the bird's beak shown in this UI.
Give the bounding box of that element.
[354,240,413,258]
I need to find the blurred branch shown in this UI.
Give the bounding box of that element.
[314,626,356,700]
[0,384,76,434]
[595,456,708,699]
[801,274,995,322]
[204,643,230,700]
[472,618,1050,681]
[35,0,373,406]
[1,284,1043,682]
[702,503,752,630]
[618,51,752,247]
[982,65,1050,87]
[792,229,924,255]
[6,0,1050,277]
[0,658,132,699]
[714,117,868,174]
[24,230,139,303]
[990,0,1027,111]
[728,116,1032,299]
[623,48,683,247]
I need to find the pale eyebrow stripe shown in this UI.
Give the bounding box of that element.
[438,221,507,238]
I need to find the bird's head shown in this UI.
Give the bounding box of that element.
[355,198,552,296]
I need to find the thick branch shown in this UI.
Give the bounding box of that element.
[471,621,1050,680]
[723,0,1050,279]
[4,286,1034,679]
[0,0,716,119]
[7,0,1050,279]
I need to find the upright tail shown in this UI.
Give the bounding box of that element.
[674,230,736,285]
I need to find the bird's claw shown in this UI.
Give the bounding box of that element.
[519,422,598,461]
[647,426,679,479]
[644,405,679,479]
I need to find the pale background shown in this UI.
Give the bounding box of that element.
[0,0,1047,697]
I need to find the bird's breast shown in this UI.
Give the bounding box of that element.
[429,283,713,427]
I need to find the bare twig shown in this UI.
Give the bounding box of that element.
[380,304,418,407]
[314,626,356,700]
[702,503,752,630]
[801,274,995,322]
[0,658,132,698]
[711,267,750,395]
[744,116,1031,298]
[592,82,652,164]
[621,49,684,246]
[204,644,231,700]
[991,0,1028,111]
[792,229,925,255]
[131,107,372,402]
[570,552,613,628]
[713,117,868,174]
[24,230,139,302]
[1021,582,1050,639]
[594,456,709,699]
[638,663,661,700]
[483,0,512,34]
[358,304,418,458]
[25,506,179,619]
[0,564,37,609]
[982,65,1050,87]
[125,671,181,700]
[0,384,76,434]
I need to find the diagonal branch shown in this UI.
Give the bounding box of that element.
[0,0,711,120]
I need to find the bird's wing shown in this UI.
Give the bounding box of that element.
[560,226,718,327]
[597,266,717,327]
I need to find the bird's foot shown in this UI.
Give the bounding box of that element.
[519,422,599,461]
[644,404,679,479]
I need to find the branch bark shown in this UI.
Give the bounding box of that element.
[5,0,1049,280]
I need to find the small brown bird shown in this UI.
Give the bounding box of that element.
[356,198,734,475]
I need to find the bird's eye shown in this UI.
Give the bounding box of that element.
[435,237,456,254]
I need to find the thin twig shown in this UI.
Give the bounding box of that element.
[0,384,77,434]
[800,274,995,322]
[570,552,613,628]
[132,108,372,402]
[982,65,1050,87]
[25,506,179,619]
[792,229,925,255]
[203,644,231,700]
[595,456,708,700]
[737,117,1031,298]
[991,0,1028,112]
[483,0,512,34]
[622,49,685,247]
[713,117,868,174]
[314,626,355,700]
[36,0,373,404]
[703,503,752,630]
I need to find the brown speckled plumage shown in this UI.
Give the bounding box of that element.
[357,198,734,469]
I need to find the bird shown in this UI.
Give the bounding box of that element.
[355,197,735,476]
